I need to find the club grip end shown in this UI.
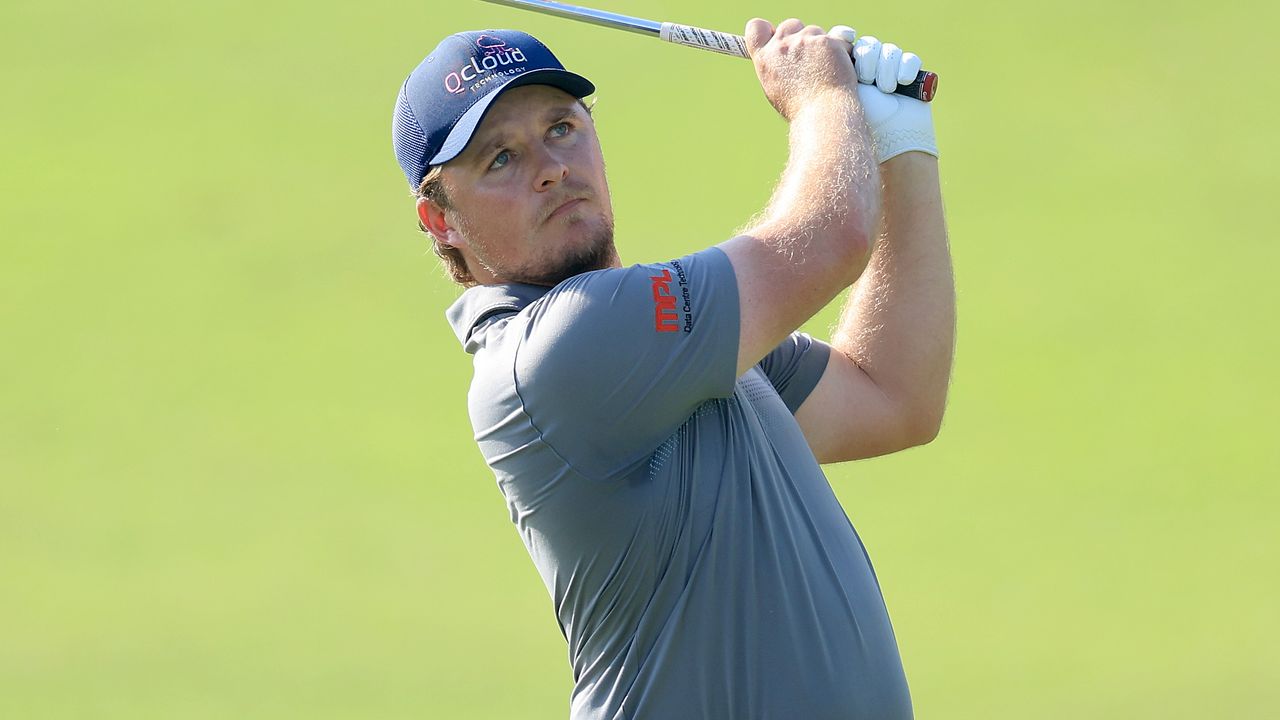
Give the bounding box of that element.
[897,71,938,103]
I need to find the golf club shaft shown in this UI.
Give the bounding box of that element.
[477,0,937,102]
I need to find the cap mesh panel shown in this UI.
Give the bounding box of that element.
[393,87,430,188]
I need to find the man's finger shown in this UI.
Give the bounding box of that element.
[853,35,881,84]
[876,43,903,92]
[776,18,805,36]
[898,52,922,85]
[744,18,774,56]
[828,25,858,48]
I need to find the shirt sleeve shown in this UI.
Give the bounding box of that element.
[514,247,740,479]
[757,333,832,414]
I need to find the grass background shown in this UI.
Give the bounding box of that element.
[2,0,1277,717]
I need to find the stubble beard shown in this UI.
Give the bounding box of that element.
[514,216,617,286]
[469,212,619,287]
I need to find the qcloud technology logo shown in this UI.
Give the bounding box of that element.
[444,36,528,95]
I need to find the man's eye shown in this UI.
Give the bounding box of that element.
[549,122,571,138]
[490,150,510,170]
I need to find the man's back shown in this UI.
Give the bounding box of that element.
[448,249,912,719]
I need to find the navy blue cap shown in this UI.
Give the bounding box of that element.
[393,30,595,189]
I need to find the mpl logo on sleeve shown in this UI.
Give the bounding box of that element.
[650,260,694,333]
[444,36,528,95]
[650,270,679,332]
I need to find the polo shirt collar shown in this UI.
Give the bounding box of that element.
[446,282,550,349]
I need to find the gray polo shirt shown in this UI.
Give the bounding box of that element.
[446,247,912,720]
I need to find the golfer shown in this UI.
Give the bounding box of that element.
[392,17,953,720]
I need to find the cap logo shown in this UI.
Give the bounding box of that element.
[476,35,508,54]
[443,36,529,95]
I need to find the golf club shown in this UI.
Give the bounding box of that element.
[477,0,938,101]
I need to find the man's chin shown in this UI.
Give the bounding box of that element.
[512,225,617,287]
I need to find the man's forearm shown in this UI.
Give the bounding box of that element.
[725,88,883,375]
[831,153,954,436]
[753,89,881,279]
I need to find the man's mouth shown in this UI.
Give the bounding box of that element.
[546,198,586,222]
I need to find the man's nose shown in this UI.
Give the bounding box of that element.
[533,147,568,190]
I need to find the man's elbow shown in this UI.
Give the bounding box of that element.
[834,226,875,284]
[848,403,945,460]
[900,401,947,449]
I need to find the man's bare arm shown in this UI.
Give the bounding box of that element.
[795,152,955,461]
[720,18,881,375]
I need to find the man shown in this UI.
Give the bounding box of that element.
[392,17,953,720]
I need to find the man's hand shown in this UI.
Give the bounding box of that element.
[827,27,939,163]
[744,18,861,121]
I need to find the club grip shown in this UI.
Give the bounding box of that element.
[897,71,938,102]
[658,23,939,103]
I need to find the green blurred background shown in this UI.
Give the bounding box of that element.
[3,0,1277,717]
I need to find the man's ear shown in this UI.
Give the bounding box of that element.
[417,197,464,248]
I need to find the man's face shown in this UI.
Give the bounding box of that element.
[433,84,617,286]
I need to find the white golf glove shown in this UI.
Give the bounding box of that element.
[829,26,938,163]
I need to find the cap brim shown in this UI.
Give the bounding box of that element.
[427,68,595,166]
